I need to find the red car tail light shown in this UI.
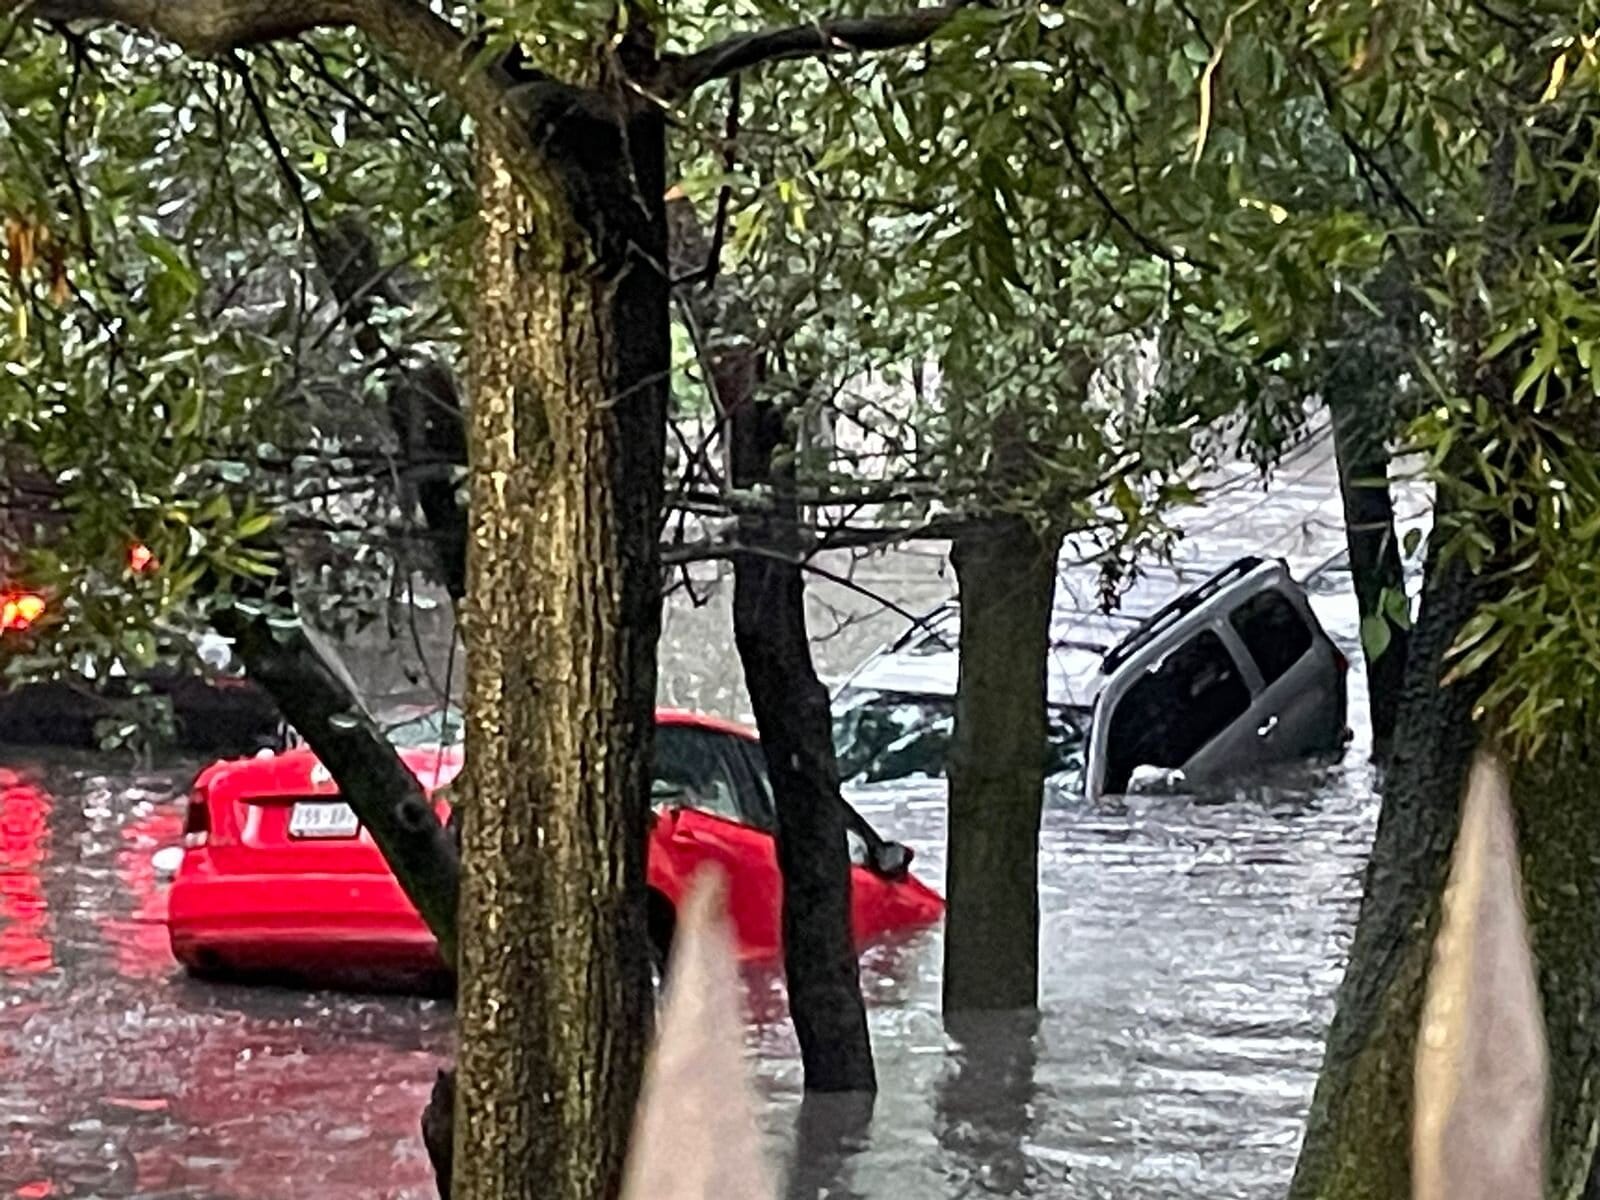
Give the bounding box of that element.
[182,796,211,848]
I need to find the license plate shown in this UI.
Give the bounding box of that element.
[288,802,360,839]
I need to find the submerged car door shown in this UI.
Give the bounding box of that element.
[652,725,784,957]
[1094,626,1257,793]
[738,739,918,945]
[1223,585,1344,761]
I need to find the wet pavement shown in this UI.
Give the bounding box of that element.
[774,757,1374,1200]
[0,439,1405,1198]
[0,728,1378,1196]
[1,759,450,1197]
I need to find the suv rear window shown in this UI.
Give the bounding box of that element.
[1229,589,1313,685]
[1103,630,1250,792]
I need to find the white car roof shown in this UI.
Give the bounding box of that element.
[842,562,1238,711]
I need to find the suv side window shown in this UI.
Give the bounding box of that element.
[653,726,747,826]
[1229,588,1313,685]
[1103,630,1251,792]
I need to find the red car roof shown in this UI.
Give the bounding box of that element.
[654,707,756,740]
[197,708,755,802]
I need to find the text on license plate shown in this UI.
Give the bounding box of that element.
[288,802,361,838]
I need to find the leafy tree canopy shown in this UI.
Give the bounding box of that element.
[2,0,1598,751]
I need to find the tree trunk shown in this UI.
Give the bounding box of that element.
[422,1067,455,1200]
[730,391,876,1093]
[1289,617,1600,1197]
[1519,741,1600,1199]
[1324,324,1410,760]
[936,1012,1041,1194]
[1285,541,1484,1200]
[786,1092,877,1200]
[213,601,460,957]
[943,515,1061,1014]
[1284,119,1600,1196]
[1288,524,1600,1198]
[450,95,668,1200]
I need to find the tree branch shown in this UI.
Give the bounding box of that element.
[212,594,460,963]
[19,0,627,246]
[670,75,741,289]
[232,56,470,597]
[28,0,450,60]
[656,1,974,98]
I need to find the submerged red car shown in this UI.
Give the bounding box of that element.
[166,707,943,989]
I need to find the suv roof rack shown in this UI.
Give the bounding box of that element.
[1100,555,1270,675]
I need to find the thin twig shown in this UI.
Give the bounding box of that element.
[674,75,741,289]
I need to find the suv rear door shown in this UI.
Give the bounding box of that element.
[1094,627,1256,794]
[1224,584,1345,760]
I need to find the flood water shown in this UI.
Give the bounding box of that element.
[0,443,1403,1199]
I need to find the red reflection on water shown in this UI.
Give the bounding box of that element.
[127,1041,443,1198]
[0,771,446,1198]
[0,769,52,974]
[4,1126,56,1196]
[99,806,179,980]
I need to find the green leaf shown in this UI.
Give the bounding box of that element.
[121,627,157,669]
[235,512,277,540]
[1381,586,1412,630]
[1442,623,1512,686]
[1512,329,1560,405]
[1361,614,1391,662]
[1481,323,1525,362]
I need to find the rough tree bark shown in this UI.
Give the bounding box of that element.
[1517,743,1600,1200]
[729,386,876,1092]
[1286,534,1600,1198]
[450,73,668,1199]
[1284,532,1486,1200]
[943,513,1062,1013]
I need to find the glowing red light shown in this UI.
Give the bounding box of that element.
[0,593,46,632]
[129,541,155,572]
